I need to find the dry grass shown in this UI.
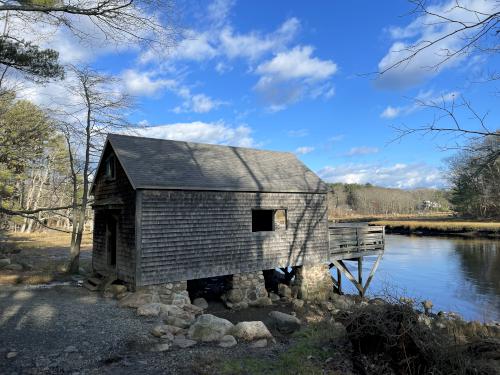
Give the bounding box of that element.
[371,220,500,232]
[4,231,92,250]
[0,230,93,285]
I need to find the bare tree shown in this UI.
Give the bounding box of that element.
[55,66,133,273]
[381,0,500,151]
[0,0,179,47]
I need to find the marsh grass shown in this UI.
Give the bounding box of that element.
[372,220,500,233]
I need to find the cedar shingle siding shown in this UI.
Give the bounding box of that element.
[138,190,328,285]
[91,134,329,288]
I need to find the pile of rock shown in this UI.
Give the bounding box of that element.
[221,271,272,309]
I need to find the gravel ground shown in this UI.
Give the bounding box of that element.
[0,285,289,374]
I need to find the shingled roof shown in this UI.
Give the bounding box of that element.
[96,133,328,193]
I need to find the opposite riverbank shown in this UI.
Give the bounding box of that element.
[334,215,500,238]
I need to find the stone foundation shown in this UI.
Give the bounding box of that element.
[294,264,333,302]
[223,271,270,308]
[137,281,189,305]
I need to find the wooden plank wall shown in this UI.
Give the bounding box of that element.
[92,146,136,283]
[138,190,329,285]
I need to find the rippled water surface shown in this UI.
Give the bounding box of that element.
[340,234,500,322]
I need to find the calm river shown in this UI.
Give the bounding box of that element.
[340,234,500,322]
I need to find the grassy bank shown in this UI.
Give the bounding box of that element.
[216,300,500,375]
[371,219,500,238]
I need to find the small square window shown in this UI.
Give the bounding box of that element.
[252,209,288,232]
[252,210,273,232]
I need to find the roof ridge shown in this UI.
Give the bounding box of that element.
[108,133,296,157]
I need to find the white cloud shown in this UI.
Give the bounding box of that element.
[132,121,255,147]
[345,146,379,156]
[220,18,300,61]
[254,45,337,110]
[317,162,445,189]
[295,146,315,155]
[256,45,337,81]
[122,70,177,96]
[376,0,500,89]
[380,106,400,119]
[173,93,225,114]
[380,90,459,119]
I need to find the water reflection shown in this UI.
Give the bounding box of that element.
[339,235,500,322]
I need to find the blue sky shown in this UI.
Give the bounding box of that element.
[20,0,500,188]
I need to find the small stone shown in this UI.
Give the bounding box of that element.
[64,346,77,353]
[278,284,292,298]
[164,316,191,329]
[307,355,313,360]
[160,332,174,341]
[250,339,267,348]
[151,343,170,352]
[0,258,11,268]
[6,351,17,359]
[325,357,334,364]
[193,297,209,310]
[249,297,272,307]
[269,293,280,302]
[218,335,237,348]
[422,300,433,314]
[172,337,197,348]
[183,303,204,316]
[292,299,305,310]
[151,324,183,337]
[226,289,243,303]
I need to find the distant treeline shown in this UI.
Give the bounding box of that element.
[327,183,450,218]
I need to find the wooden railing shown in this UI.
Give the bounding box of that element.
[329,225,385,257]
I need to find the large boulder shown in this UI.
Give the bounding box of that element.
[193,297,209,310]
[229,321,273,341]
[0,258,11,269]
[137,303,162,317]
[119,292,154,308]
[4,263,23,271]
[268,311,301,334]
[187,314,234,342]
[218,335,237,348]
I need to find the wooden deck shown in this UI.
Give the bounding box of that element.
[328,225,385,260]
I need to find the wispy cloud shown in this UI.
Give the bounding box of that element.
[376,0,499,89]
[345,146,379,156]
[380,90,459,119]
[132,121,255,147]
[295,146,315,155]
[287,129,309,137]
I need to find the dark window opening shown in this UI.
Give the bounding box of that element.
[105,155,116,180]
[252,209,274,232]
[106,216,117,267]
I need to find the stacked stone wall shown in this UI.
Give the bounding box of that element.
[294,264,333,302]
[223,271,270,309]
[137,281,188,305]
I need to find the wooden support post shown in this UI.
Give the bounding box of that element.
[337,268,342,294]
[362,253,383,295]
[332,260,364,295]
[357,257,363,297]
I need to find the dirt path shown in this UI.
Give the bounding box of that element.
[0,285,288,374]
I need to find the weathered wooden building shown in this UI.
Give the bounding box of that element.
[90,134,333,295]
